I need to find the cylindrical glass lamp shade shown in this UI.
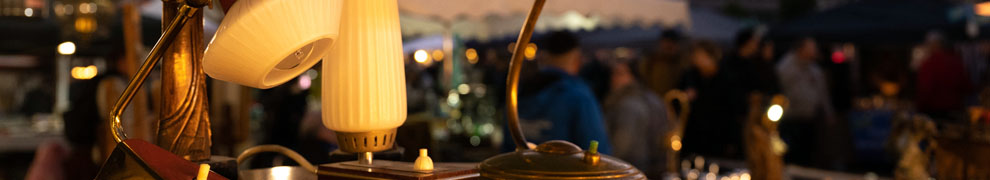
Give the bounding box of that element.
[322,0,406,153]
[203,0,341,89]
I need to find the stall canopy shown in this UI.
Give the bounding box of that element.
[398,0,691,41]
[770,0,958,43]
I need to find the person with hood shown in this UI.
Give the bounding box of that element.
[503,31,612,154]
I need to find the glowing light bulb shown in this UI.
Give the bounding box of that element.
[768,104,783,122]
[431,50,444,61]
[524,43,537,60]
[414,50,429,63]
[671,135,682,151]
[58,42,76,55]
[71,65,98,80]
[457,84,470,94]
[270,166,291,180]
[24,8,33,17]
[465,48,479,64]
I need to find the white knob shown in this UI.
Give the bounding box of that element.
[414,148,434,171]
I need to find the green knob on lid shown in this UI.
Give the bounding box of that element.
[588,140,599,154]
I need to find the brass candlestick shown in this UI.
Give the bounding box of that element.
[156,0,212,161]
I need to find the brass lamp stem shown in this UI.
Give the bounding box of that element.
[109,4,200,143]
[505,0,546,151]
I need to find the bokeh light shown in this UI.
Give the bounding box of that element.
[414,49,429,63]
[768,104,783,122]
[58,42,76,55]
[465,48,478,64]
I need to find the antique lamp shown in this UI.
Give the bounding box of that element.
[319,0,406,160]
[97,0,340,179]
[476,0,645,179]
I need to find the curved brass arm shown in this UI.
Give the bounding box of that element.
[109,5,200,143]
[504,0,546,151]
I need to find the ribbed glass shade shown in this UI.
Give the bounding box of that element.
[322,0,406,133]
[203,0,341,89]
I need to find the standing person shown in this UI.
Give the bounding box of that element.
[679,40,744,158]
[776,37,833,166]
[728,28,780,104]
[916,32,971,120]
[603,62,669,178]
[503,31,613,154]
[639,30,688,98]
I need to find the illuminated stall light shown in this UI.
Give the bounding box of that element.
[414,49,429,64]
[58,42,76,55]
[524,43,537,60]
[465,48,478,64]
[431,50,444,61]
[71,65,98,80]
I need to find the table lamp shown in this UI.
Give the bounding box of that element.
[320,0,406,158]
[476,0,645,179]
[97,0,341,179]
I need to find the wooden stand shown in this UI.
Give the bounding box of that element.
[318,160,478,180]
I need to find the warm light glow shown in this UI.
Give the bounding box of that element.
[431,50,444,61]
[414,49,429,63]
[58,42,76,55]
[978,2,990,16]
[524,43,537,60]
[670,135,682,151]
[24,8,33,17]
[768,104,783,122]
[270,166,291,180]
[79,3,92,14]
[465,48,478,64]
[74,16,97,33]
[71,65,98,80]
[694,156,704,169]
[740,173,751,180]
[457,84,470,95]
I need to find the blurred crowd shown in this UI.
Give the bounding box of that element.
[450,28,990,177]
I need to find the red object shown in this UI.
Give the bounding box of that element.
[831,51,846,64]
[219,0,237,13]
[96,139,228,180]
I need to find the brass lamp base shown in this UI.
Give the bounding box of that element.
[334,129,397,153]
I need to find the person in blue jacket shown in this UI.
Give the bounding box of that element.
[502,31,612,154]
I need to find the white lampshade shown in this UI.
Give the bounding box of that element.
[203,0,341,89]
[322,0,406,152]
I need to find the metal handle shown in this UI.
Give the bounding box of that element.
[110,5,200,143]
[505,0,546,151]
